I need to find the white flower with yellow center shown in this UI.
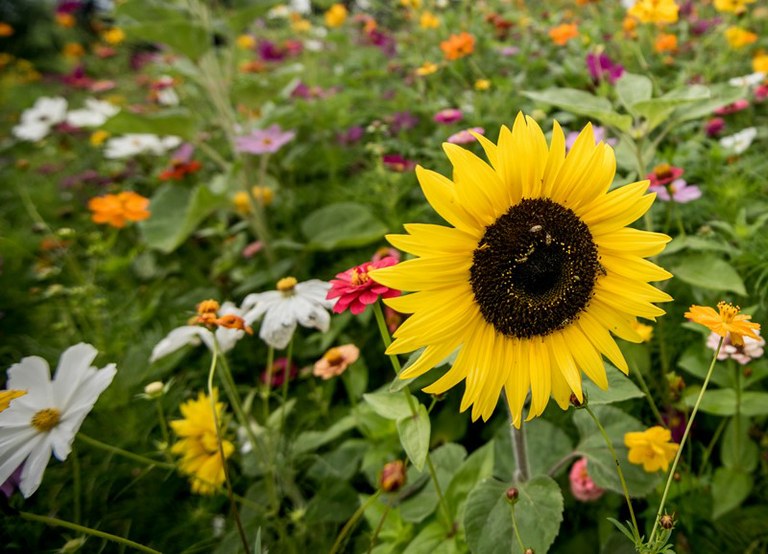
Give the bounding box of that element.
[0,343,116,498]
[242,277,335,349]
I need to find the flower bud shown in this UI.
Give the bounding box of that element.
[380,460,406,493]
[660,513,675,530]
[144,381,165,398]
[505,486,519,503]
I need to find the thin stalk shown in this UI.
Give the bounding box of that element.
[280,339,294,432]
[511,504,526,552]
[207,341,250,554]
[20,511,162,554]
[77,434,176,471]
[585,406,639,539]
[632,367,665,426]
[263,346,275,422]
[329,490,382,554]
[367,502,392,554]
[154,398,173,463]
[71,446,81,524]
[649,337,724,545]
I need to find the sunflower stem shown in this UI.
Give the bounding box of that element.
[584,405,639,540]
[510,422,530,483]
[19,511,162,554]
[648,337,724,546]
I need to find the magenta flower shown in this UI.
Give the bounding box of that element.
[433,108,463,124]
[647,163,684,187]
[586,52,624,85]
[382,154,416,172]
[327,257,400,315]
[705,117,726,137]
[235,125,295,155]
[652,179,702,203]
[389,111,419,134]
[447,127,485,144]
[714,99,749,115]
[337,126,364,146]
[569,458,604,502]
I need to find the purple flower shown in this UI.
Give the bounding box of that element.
[433,108,463,125]
[1,465,22,498]
[500,46,520,56]
[565,126,616,152]
[389,111,419,134]
[705,118,726,137]
[337,126,364,146]
[447,127,485,144]
[652,179,702,203]
[235,125,295,155]
[258,40,286,62]
[382,154,416,172]
[586,53,624,85]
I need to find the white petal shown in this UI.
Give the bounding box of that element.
[0,431,38,492]
[150,326,207,362]
[214,327,244,353]
[7,356,54,406]
[0,426,37,454]
[20,435,53,498]
[52,343,98,413]
[0,402,38,427]
[259,306,297,349]
[60,364,116,417]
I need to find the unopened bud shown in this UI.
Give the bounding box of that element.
[660,513,675,530]
[524,548,535,554]
[505,486,519,503]
[380,460,406,493]
[144,381,165,398]
[569,393,584,408]
[673,472,681,481]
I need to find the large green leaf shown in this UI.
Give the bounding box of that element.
[399,443,465,524]
[397,403,431,471]
[684,388,768,416]
[101,110,197,140]
[464,476,564,554]
[522,88,632,131]
[670,254,746,295]
[582,364,644,405]
[123,21,210,60]
[671,84,745,123]
[677,344,731,388]
[711,467,752,519]
[574,405,661,497]
[364,390,415,421]
[721,417,758,472]
[293,415,356,455]
[226,1,282,32]
[139,183,227,253]
[615,73,653,115]
[632,85,711,131]
[445,441,495,517]
[301,202,387,251]
[402,521,461,554]
[494,418,573,480]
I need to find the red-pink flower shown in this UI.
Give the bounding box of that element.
[714,99,749,115]
[327,257,400,314]
[569,458,604,502]
[646,163,683,188]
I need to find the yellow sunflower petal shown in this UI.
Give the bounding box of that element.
[415,165,481,234]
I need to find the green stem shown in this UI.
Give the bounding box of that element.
[367,502,392,554]
[19,511,162,554]
[510,421,530,483]
[77,434,176,471]
[632,367,665,427]
[71,446,81,524]
[263,346,275,422]
[585,406,639,539]
[329,490,382,554]
[154,398,173,463]
[511,504,526,552]
[648,337,724,545]
[280,339,294,432]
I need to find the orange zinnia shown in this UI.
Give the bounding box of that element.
[88,191,151,228]
[685,302,761,347]
[654,33,677,53]
[549,23,579,46]
[440,32,475,61]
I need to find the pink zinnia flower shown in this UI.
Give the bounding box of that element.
[652,179,702,203]
[313,344,360,380]
[705,117,726,137]
[569,458,604,502]
[707,329,765,365]
[235,125,296,155]
[647,163,684,188]
[382,154,416,172]
[433,108,463,124]
[327,257,400,315]
[714,99,749,115]
[447,127,485,144]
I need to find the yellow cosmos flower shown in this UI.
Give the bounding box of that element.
[370,114,672,426]
[101,28,125,45]
[715,0,755,14]
[753,52,768,73]
[625,426,679,472]
[685,302,760,347]
[416,61,439,76]
[170,391,234,495]
[419,11,440,29]
[725,26,758,49]
[628,0,679,24]
[324,4,347,28]
[474,79,491,91]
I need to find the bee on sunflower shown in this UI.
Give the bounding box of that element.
[371,113,672,425]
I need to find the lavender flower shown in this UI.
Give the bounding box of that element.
[652,179,702,203]
[447,127,485,144]
[235,125,296,155]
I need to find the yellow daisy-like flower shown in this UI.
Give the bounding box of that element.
[714,0,755,14]
[628,0,679,24]
[371,114,672,426]
[685,301,760,347]
[170,391,234,495]
[625,426,679,472]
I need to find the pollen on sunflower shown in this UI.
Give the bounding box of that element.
[370,113,672,426]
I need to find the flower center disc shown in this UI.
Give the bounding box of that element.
[470,198,600,339]
[31,407,61,432]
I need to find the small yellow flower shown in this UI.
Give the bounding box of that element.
[725,26,758,49]
[324,4,347,28]
[416,61,438,76]
[236,34,256,49]
[625,426,679,472]
[101,28,125,45]
[63,42,85,58]
[90,130,110,147]
[170,391,235,495]
[400,0,422,7]
[628,0,679,24]
[685,302,761,347]
[632,321,654,343]
[474,78,491,91]
[753,52,768,73]
[290,13,311,33]
[714,0,755,14]
[419,11,440,29]
[234,187,274,214]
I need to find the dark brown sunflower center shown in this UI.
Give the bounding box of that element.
[469,198,600,339]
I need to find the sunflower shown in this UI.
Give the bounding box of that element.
[370,114,672,426]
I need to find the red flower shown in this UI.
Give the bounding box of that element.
[646,163,683,188]
[327,257,400,315]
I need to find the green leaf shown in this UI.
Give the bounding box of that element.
[445,442,495,517]
[293,415,356,455]
[522,88,632,131]
[402,522,460,554]
[661,235,734,257]
[139,183,226,253]
[399,443,466,523]
[101,110,197,140]
[226,1,282,32]
[305,481,359,523]
[632,85,710,131]
[711,467,752,519]
[397,403,431,471]
[677,345,731,388]
[116,0,187,23]
[686,389,768,416]
[615,73,653,115]
[670,254,746,295]
[721,417,758,472]
[494,418,573,480]
[123,21,209,60]
[582,364,644,405]
[574,406,662,497]
[671,84,745,124]
[364,390,415,421]
[301,202,387,251]
[464,476,564,554]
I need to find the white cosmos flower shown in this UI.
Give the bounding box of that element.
[729,72,765,88]
[66,98,120,128]
[0,343,116,498]
[150,302,248,362]
[242,278,335,350]
[720,127,758,155]
[104,134,182,159]
[12,96,68,141]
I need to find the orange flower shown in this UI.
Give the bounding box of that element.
[685,302,761,347]
[440,32,475,61]
[0,22,13,37]
[55,13,75,28]
[88,191,151,228]
[725,26,758,49]
[654,33,677,53]
[548,23,579,46]
[313,344,360,380]
[628,0,679,24]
